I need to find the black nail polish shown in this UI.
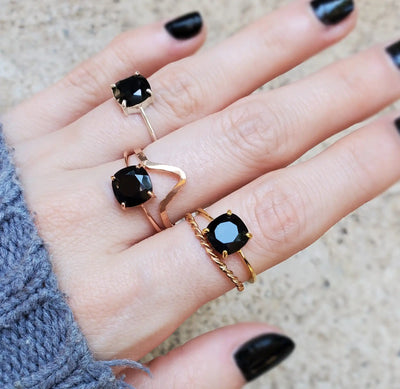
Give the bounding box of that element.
[234,333,295,382]
[395,118,400,135]
[165,11,203,40]
[311,0,354,26]
[386,41,400,70]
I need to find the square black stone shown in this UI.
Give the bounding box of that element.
[112,74,152,108]
[112,165,153,207]
[205,212,249,255]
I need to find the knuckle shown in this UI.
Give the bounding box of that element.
[154,65,205,120]
[338,138,375,195]
[61,60,105,102]
[336,67,359,98]
[219,100,287,169]
[60,29,137,98]
[108,31,138,70]
[334,61,371,101]
[246,176,307,255]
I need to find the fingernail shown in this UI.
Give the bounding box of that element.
[386,40,400,69]
[234,333,295,382]
[395,117,400,135]
[165,11,203,40]
[311,0,355,25]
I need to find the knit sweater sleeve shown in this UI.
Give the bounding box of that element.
[0,126,138,388]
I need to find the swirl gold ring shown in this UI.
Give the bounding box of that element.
[111,71,158,142]
[111,149,186,231]
[185,209,256,291]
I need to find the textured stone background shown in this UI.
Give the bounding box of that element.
[1,0,400,388]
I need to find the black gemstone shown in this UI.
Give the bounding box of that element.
[112,166,153,207]
[112,74,152,107]
[205,213,249,255]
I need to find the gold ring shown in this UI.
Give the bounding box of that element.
[185,209,256,291]
[111,71,158,142]
[185,212,244,291]
[111,149,186,231]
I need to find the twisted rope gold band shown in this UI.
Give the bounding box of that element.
[185,212,244,292]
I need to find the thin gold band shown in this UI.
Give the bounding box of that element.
[195,208,256,284]
[123,151,162,232]
[185,212,244,291]
[139,106,157,142]
[125,150,186,229]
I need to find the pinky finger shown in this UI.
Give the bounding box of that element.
[123,323,295,389]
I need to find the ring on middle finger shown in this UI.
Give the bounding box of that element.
[111,149,186,231]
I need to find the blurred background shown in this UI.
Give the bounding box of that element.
[1,0,399,387]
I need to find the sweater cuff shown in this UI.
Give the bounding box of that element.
[0,126,135,388]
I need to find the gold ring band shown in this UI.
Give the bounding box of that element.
[185,212,244,291]
[132,150,186,229]
[185,208,256,291]
[111,149,186,231]
[138,105,157,142]
[196,208,256,284]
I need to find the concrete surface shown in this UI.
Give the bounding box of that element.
[1,0,399,388]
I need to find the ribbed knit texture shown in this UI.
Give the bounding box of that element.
[0,126,141,388]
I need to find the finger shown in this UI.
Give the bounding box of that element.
[105,114,400,357]
[62,38,400,246]
[124,324,295,388]
[2,13,206,145]
[40,0,357,169]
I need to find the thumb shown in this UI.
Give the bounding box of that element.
[124,323,295,388]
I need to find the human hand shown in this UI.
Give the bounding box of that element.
[2,0,400,387]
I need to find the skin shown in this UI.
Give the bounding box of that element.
[2,0,400,387]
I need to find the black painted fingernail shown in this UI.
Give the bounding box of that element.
[386,41,400,69]
[311,0,354,25]
[165,11,203,40]
[395,117,400,135]
[234,333,295,382]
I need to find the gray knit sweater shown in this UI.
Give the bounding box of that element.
[0,126,145,388]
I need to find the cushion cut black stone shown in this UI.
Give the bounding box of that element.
[112,166,153,207]
[112,74,152,107]
[205,213,249,255]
